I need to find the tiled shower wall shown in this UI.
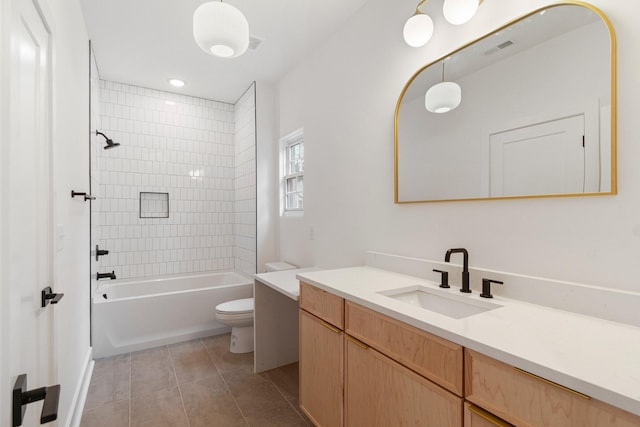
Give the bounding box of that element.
[94,80,255,280]
[234,84,257,275]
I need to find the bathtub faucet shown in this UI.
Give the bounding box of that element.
[97,271,116,280]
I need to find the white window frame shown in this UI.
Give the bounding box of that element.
[280,128,304,216]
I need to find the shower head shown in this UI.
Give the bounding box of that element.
[95,130,120,150]
[103,141,120,150]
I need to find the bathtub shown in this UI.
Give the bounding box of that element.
[92,271,253,358]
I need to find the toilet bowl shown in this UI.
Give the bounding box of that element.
[215,261,297,353]
[215,298,254,353]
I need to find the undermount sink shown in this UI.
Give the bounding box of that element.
[379,285,501,319]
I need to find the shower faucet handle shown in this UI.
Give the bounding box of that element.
[96,245,109,261]
[71,190,96,201]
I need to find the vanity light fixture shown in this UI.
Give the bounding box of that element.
[403,0,434,48]
[193,1,249,58]
[404,0,483,47]
[442,0,482,26]
[425,60,461,113]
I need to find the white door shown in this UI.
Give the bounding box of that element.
[490,115,585,197]
[2,0,57,425]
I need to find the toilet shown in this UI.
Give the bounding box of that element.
[215,261,297,353]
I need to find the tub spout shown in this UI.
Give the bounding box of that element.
[97,271,116,280]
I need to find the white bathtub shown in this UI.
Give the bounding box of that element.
[92,271,253,357]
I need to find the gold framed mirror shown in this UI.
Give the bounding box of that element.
[394,1,616,203]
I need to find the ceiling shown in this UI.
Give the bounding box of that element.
[80,0,371,103]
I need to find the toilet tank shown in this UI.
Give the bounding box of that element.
[264,261,297,272]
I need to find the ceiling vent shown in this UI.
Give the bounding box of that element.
[248,36,264,52]
[484,40,514,55]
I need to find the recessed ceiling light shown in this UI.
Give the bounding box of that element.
[165,100,176,106]
[169,79,185,88]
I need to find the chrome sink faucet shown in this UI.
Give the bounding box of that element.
[445,248,471,293]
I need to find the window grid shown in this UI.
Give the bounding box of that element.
[284,137,304,212]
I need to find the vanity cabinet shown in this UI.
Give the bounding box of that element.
[300,282,640,426]
[299,282,344,427]
[465,349,640,427]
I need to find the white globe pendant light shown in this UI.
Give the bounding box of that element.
[443,0,480,25]
[403,12,434,47]
[193,1,249,58]
[425,61,461,113]
[425,82,461,113]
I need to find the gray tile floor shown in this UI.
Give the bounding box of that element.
[80,334,310,427]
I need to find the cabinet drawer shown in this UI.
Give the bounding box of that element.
[464,402,513,427]
[345,335,463,426]
[345,301,464,396]
[299,281,344,328]
[465,349,640,427]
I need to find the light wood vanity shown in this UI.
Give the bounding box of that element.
[299,280,640,426]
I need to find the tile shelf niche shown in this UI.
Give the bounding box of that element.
[139,192,169,219]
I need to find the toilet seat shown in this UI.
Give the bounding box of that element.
[215,297,253,315]
[216,311,252,322]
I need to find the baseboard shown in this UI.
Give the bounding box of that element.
[66,346,94,427]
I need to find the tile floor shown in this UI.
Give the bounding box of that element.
[80,334,310,427]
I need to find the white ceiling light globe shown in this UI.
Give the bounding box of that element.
[443,0,479,25]
[193,2,249,58]
[403,13,434,47]
[425,82,462,113]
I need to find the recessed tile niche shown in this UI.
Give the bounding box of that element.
[139,192,169,218]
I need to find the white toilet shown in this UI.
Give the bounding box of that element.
[215,261,297,353]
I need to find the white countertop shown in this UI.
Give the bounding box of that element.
[254,267,320,300]
[297,266,640,417]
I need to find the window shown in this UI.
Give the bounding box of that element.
[282,130,304,213]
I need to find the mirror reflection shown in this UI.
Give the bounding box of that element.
[395,3,615,202]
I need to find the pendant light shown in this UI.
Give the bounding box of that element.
[403,0,434,48]
[442,0,481,25]
[193,1,249,58]
[425,61,461,113]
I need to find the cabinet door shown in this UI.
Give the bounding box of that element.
[345,335,463,426]
[299,309,344,427]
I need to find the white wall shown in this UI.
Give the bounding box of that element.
[277,0,640,293]
[47,0,92,424]
[256,81,280,271]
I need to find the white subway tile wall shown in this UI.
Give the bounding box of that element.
[94,80,255,280]
[234,85,257,276]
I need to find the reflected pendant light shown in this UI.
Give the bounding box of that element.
[443,0,480,25]
[425,61,461,113]
[193,1,249,58]
[403,0,433,47]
